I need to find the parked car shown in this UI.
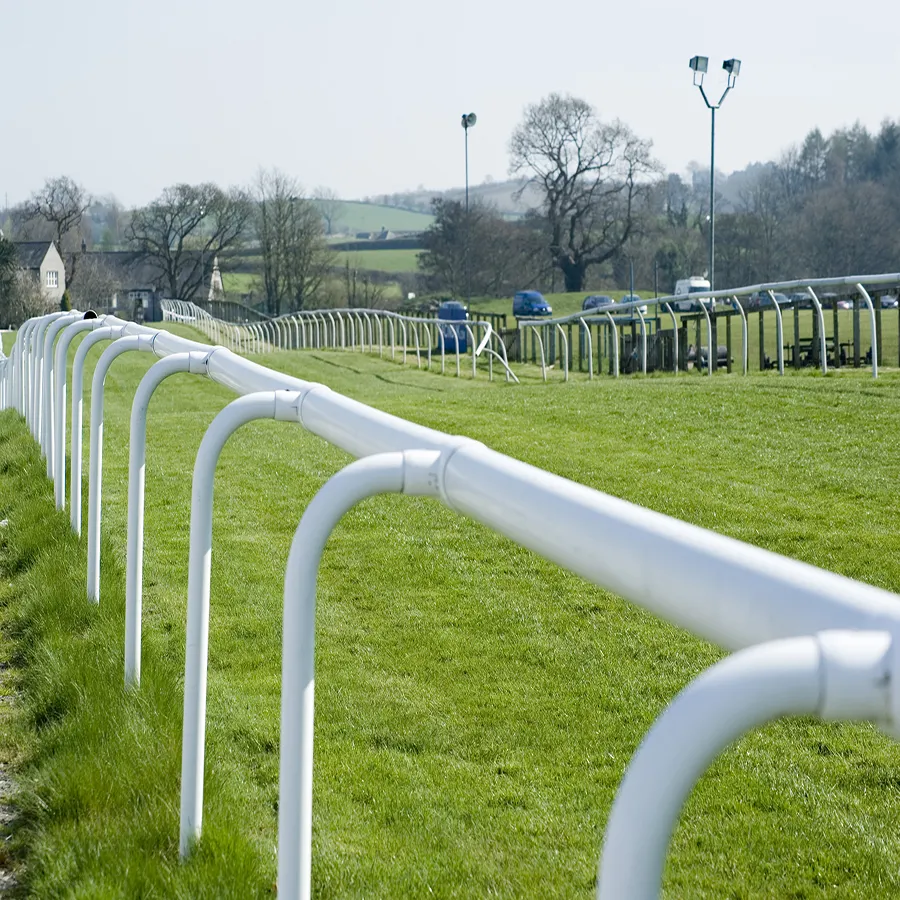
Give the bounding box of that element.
[788,292,812,308]
[582,294,615,311]
[818,293,839,309]
[513,290,552,318]
[880,295,898,309]
[746,291,790,310]
[620,293,648,314]
[836,299,852,310]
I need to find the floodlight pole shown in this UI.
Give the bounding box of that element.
[694,69,737,293]
[461,112,477,314]
[465,123,470,311]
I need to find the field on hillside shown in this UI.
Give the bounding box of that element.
[336,248,421,272]
[329,201,434,234]
[221,272,257,295]
[3,328,900,896]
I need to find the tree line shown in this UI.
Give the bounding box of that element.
[3,97,899,327]
[419,96,900,298]
[0,172,339,324]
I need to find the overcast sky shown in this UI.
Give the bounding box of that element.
[2,0,897,208]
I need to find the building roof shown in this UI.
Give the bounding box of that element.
[13,241,55,270]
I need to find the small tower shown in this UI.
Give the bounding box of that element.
[208,255,225,302]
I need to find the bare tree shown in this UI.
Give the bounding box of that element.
[27,176,91,284]
[313,186,343,235]
[509,94,659,292]
[255,169,334,315]
[128,183,252,301]
[0,253,54,327]
[419,198,548,299]
[69,254,119,309]
[343,258,386,308]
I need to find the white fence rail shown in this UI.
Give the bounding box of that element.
[517,273,900,381]
[162,299,519,382]
[2,308,900,898]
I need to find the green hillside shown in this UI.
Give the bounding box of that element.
[329,201,434,235]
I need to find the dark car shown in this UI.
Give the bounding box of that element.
[746,291,790,310]
[513,290,552,318]
[582,294,615,311]
[788,292,812,308]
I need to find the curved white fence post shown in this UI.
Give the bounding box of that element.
[41,311,81,476]
[554,324,569,382]
[180,389,307,858]
[855,283,878,378]
[529,326,547,382]
[71,325,127,534]
[463,324,477,378]
[635,307,647,375]
[412,320,422,368]
[32,312,69,443]
[53,316,109,508]
[278,448,443,900]
[598,630,894,900]
[580,319,593,380]
[604,312,619,378]
[125,350,213,687]
[766,290,785,375]
[87,333,156,602]
[805,287,828,375]
[732,296,748,375]
[698,301,713,376]
[662,303,678,375]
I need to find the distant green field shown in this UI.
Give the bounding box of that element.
[222,271,406,305]
[221,272,257,295]
[336,249,421,273]
[331,201,434,234]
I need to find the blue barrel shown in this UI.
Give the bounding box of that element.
[438,301,468,353]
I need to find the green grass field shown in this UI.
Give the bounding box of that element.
[336,248,421,273]
[330,201,434,235]
[2,327,900,896]
[221,272,257,295]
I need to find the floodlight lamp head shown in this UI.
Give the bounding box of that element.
[461,112,477,129]
[689,55,708,87]
[723,58,741,76]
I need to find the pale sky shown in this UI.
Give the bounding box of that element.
[2,0,897,208]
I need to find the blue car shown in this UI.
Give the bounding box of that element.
[513,290,552,318]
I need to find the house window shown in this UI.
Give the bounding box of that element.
[46,271,59,289]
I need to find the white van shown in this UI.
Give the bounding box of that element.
[673,276,711,312]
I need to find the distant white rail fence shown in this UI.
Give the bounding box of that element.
[2,306,900,899]
[162,299,519,382]
[515,273,899,382]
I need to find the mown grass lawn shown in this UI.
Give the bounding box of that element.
[1,327,900,897]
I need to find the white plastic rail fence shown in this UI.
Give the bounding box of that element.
[514,273,898,381]
[3,303,900,899]
[161,300,519,382]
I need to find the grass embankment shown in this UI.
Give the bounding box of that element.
[2,331,900,896]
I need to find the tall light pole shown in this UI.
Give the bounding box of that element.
[461,112,476,311]
[689,56,740,292]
